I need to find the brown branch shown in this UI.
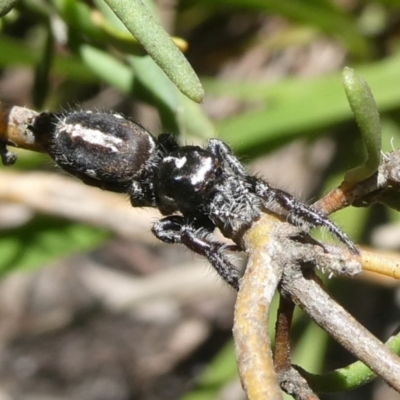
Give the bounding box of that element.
[274,298,320,399]
[274,295,295,371]
[314,149,400,215]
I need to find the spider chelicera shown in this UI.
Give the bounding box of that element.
[30,111,358,290]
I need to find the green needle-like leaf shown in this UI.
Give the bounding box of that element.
[342,67,381,184]
[301,333,400,393]
[0,0,17,17]
[103,0,204,103]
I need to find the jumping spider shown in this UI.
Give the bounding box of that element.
[30,111,358,290]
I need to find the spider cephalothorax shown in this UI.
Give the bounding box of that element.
[31,110,358,290]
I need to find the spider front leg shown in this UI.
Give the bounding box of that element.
[152,216,242,290]
[253,179,359,255]
[207,139,248,176]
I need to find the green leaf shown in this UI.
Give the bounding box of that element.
[127,54,214,138]
[0,0,17,17]
[78,44,134,93]
[302,333,400,393]
[102,0,204,102]
[342,67,381,184]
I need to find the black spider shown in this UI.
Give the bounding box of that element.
[30,110,358,290]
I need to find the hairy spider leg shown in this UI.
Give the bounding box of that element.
[207,139,248,176]
[208,139,358,255]
[253,180,359,254]
[152,216,242,290]
[181,228,241,290]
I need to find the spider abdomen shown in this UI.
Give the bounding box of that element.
[31,111,157,191]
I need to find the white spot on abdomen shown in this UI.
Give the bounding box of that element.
[61,123,123,152]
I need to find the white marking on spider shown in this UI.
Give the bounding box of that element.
[148,136,157,151]
[165,156,187,169]
[85,169,97,178]
[60,123,123,152]
[190,157,213,185]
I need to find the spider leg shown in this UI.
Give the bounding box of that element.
[0,140,17,166]
[207,139,247,176]
[207,139,358,254]
[152,216,242,290]
[253,179,359,255]
[151,215,184,243]
[180,229,241,290]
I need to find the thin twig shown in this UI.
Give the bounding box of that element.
[314,148,400,214]
[233,213,284,400]
[361,247,400,279]
[274,296,294,371]
[274,298,320,399]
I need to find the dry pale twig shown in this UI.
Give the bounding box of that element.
[0,170,159,241]
[233,213,363,400]
[360,247,400,279]
[233,213,284,400]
